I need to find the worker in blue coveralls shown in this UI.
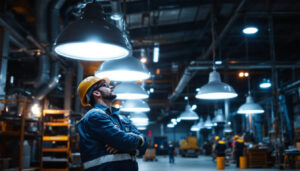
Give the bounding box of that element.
[77,76,147,171]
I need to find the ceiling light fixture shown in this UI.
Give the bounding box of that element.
[237,95,264,114]
[179,104,199,120]
[114,82,149,100]
[129,112,149,126]
[204,116,213,128]
[195,10,237,100]
[153,43,159,63]
[195,69,238,100]
[95,56,150,81]
[120,100,150,112]
[54,2,130,61]
[259,79,272,89]
[243,26,258,34]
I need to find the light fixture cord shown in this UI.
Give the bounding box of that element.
[245,32,251,95]
[210,2,216,70]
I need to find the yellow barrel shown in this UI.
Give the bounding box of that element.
[240,156,247,169]
[216,157,225,170]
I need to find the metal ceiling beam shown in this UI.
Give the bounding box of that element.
[168,0,247,103]
[124,0,234,14]
[129,20,207,38]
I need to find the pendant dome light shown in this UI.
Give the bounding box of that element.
[190,123,200,131]
[195,9,237,100]
[204,116,214,128]
[196,68,238,100]
[114,82,149,100]
[129,112,149,126]
[179,104,199,120]
[54,2,130,61]
[237,95,264,114]
[95,56,150,81]
[237,34,264,115]
[120,100,150,112]
[213,109,225,123]
[224,123,233,133]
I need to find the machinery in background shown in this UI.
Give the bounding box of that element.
[153,136,168,155]
[180,136,200,157]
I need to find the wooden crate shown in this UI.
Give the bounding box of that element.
[246,149,268,168]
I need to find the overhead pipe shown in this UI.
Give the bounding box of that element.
[33,0,66,100]
[34,62,59,100]
[50,0,67,42]
[169,0,247,102]
[189,64,300,70]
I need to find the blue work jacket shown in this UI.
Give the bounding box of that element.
[77,104,147,171]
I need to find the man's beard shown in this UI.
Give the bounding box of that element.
[99,90,117,100]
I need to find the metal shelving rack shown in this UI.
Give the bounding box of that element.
[40,109,70,171]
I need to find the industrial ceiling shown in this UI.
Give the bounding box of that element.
[0,0,299,125]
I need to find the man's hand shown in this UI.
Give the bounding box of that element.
[105,145,119,154]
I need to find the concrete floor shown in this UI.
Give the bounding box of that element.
[137,155,295,171]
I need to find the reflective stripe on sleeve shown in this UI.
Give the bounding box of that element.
[83,153,136,169]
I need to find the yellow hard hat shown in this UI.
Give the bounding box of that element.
[237,139,244,143]
[233,135,239,140]
[215,136,220,141]
[77,76,110,106]
[218,140,226,144]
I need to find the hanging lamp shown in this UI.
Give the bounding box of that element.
[237,95,264,114]
[204,116,214,128]
[195,68,238,100]
[213,109,225,123]
[95,56,150,81]
[129,112,149,126]
[195,10,237,100]
[179,104,199,120]
[114,82,149,100]
[54,2,130,61]
[120,100,150,112]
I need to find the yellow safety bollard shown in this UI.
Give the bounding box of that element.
[216,157,225,170]
[240,156,247,169]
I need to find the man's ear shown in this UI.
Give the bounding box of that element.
[92,90,101,98]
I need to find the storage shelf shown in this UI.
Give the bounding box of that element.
[44,122,69,127]
[43,109,70,115]
[43,136,69,141]
[43,148,69,153]
[42,157,68,162]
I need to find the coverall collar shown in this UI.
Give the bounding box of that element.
[94,103,119,115]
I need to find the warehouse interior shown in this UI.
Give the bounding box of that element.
[0,0,300,170]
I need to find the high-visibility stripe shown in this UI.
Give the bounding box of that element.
[83,153,136,169]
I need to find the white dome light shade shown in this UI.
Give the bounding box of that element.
[114,82,149,100]
[55,42,129,61]
[167,123,175,128]
[190,123,200,131]
[130,112,149,126]
[224,124,233,133]
[179,105,199,120]
[213,109,225,123]
[237,95,264,114]
[204,116,214,127]
[196,70,238,100]
[120,100,150,112]
[136,126,147,130]
[259,79,272,89]
[54,3,130,61]
[243,26,258,34]
[95,56,150,81]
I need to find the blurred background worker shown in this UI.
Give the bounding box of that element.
[168,141,175,164]
[234,137,245,168]
[215,139,227,157]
